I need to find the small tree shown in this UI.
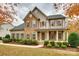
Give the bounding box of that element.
[68,32,79,48]
[5,34,10,39]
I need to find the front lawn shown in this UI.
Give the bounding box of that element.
[0,44,79,56]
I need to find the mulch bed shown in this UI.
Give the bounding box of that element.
[3,41,38,46]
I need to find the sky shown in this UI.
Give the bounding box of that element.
[12,3,63,26]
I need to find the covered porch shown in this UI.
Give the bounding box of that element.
[36,30,68,42]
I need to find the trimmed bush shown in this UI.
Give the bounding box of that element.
[47,43,52,48]
[68,32,79,48]
[14,39,38,45]
[61,44,67,48]
[54,43,60,48]
[31,40,38,45]
[56,42,62,47]
[44,40,49,46]
[2,38,12,43]
[50,41,55,46]
[26,39,32,45]
[15,39,21,43]
[0,37,2,40]
[62,42,68,46]
[5,34,10,39]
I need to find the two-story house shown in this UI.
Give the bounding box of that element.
[10,7,68,42]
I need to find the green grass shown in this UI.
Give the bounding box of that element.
[0,44,79,56]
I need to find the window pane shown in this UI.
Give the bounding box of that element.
[16,33,19,39]
[26,21,30,27]
[32,33,36,39]
[12,33,15,38]
[41,21,46,27]
[32,20,36,28]
[56,20,63,26]
[58,31,63,40]
[21,33,24,38]
[50,20,55,26]
[27,34,30,39]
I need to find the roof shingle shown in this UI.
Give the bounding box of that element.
[10,23,24,31]
[48,14,66,20]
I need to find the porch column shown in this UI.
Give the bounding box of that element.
[15,33,17,39]
[36,32,38,40]
[56,31,58,41]
[39,32,42,41]
[46,31,49,40]
[63,31,65,41]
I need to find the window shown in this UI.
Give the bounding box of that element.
[58,31,63,40]
[26,21,30,27]
[41,21,46,27]
[26,34,30,39]
[56,20,63,26]
[16,33,19,39]
[32,20,36,28]
[49,31,56,40]
[32,32,36,39]
[21,33,24,38]
[50,20,55,26]
[12,33,15,38]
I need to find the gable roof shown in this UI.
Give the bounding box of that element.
[32,7,47,18]
[10,23,24,31]
[23,7,47,21]
[48,14,66,20]
[23,11,38,21]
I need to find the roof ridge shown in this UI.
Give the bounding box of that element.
[32,6,47,18]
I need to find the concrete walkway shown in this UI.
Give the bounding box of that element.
[0,43,44,48]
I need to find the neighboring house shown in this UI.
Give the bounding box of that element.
[10,7,68,42]
[0,23,14,37]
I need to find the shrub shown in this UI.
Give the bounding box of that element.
[44,40,49,46]
[50,41,55,46]
[2,38,12,43]
[26,39,32,45]
[56,42,62,47]
[68,32,79,48]
[62,42,68,46]
[15,39,21,43]
[15,39,38,45]
[54,43,60,48]
[47,43,52,48]
[0,37,2,40]
[61,44,67,48]
[20,39,27,44]
[5,34,10,39]
[31,40,38,45]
